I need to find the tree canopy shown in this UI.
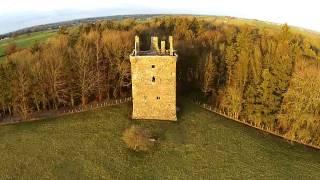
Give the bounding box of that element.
[1,17,320,147]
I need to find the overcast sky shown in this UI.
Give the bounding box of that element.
[0,0,319,34]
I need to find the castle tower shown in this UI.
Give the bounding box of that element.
[130,36,177,121]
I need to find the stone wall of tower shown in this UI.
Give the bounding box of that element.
[130,55,177,121]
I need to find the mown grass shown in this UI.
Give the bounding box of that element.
[0,99,319,179]
[0,30,57,61]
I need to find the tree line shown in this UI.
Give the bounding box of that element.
[1,17,319,146]
[0,22,135,119]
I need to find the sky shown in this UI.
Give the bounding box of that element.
[0,0,319,34]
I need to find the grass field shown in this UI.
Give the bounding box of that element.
[0,99,319,179]
[0,30,57,61]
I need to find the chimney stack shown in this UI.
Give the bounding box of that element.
[135,36,139,55]
[161,41,166,54]
[151,36,160,53]
[169,36,174,56]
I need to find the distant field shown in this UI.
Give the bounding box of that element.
[0,100,319,179]
[0,30,57,60]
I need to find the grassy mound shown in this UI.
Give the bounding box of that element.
[0,100,319,179]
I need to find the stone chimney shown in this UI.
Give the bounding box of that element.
[135,36,140,55]
[151,36,160,53]
[161,41,166,54]
[169,36,174,56]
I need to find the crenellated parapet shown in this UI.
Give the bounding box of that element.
[133,35,176,56]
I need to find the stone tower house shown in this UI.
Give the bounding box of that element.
[130,36,177,121]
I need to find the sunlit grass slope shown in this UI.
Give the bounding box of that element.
[0,30,57,60]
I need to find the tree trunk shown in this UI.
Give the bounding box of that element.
[81,94,86,106]
[96,41,102,102]
[8,106,12,116]
[34,99,40,112]
[71,93,75,107]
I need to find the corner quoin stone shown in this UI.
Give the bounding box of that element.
[130,36,177,121]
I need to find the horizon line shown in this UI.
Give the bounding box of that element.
[1,13,319,36]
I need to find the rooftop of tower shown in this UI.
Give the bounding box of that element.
[131,35,177,56]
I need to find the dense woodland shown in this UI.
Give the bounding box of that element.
[0,17,320,146]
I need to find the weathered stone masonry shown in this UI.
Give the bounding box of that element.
[130,36,177,121]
